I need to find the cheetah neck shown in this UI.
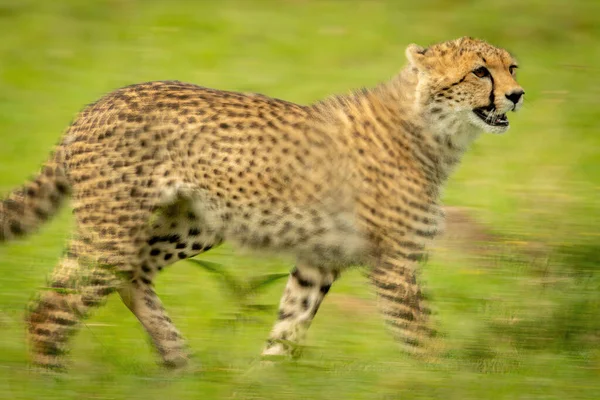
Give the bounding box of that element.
[387,67,482,171]
[314,67,477,185]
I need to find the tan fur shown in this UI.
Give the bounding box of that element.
[0,37,524,369]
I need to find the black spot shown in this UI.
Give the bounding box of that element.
[148,236,160,245]
[65,249,78,259]
[302,297,310,310]
[415,228,437,239]
[168,234,181,243]
[55,181,69,194]
[96,286,115,297]
[406,252,425,262]
[150,248,160,256]
[35,328,52,337]
[166,330,180,341]
[34,207,49,220]
[278,310,294,320]
[192,242,202,251]
[50,315,77,326]
[141,263,151,273]
[164,253,173,261]
[4,199,23,213]
[141,277,152,285]
[291,268,315,288]
[9,220,23,236]
[81,296,99,308]
[188,228,201,236]
[50,280,67,289]
[178,252,187,259]
[320,284,331,295]
[330,246,342,258]
[260,235,271,247]
[175,242,186,249]
[144,296,157,310]
[387,309,415,322]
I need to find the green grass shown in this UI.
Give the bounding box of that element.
[1,0,599,399]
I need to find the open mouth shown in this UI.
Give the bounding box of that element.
[473,106,509,127]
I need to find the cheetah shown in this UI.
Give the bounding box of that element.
[0,37,524,370]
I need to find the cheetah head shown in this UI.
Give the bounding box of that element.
[406,37,524,135]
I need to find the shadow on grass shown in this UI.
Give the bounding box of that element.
[438,240,600,373]
[488,242,599,354]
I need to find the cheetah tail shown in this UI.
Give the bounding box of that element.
[0,147,71,242]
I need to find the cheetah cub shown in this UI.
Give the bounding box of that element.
[0,36,524,370]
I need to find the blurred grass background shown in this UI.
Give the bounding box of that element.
[0,0,599,399]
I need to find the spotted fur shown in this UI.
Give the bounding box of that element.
[0,37,524,369]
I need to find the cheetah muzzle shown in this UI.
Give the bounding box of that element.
[472,104,509,129]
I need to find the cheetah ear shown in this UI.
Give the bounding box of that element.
[405,44,428,70]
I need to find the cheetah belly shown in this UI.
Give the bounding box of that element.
[225,207,368,269]
[149,182,368,271]
[182,193,368,269]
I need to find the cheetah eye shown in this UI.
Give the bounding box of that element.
[473,66,490,78]
[509,65,518,75]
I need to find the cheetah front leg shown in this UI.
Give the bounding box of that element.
[118,280,189,369]
[262,262,338,357]
[369,252,436,354]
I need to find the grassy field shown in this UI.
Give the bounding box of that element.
[1,0,599,399]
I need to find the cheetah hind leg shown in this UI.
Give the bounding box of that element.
[26,248,120,371]
[262,262,338,359]
[118,280,190,370]
[119,196,223,370]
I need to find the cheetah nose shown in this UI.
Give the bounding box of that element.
[505,89,524,105]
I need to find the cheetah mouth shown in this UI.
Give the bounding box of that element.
[472,106,509,127]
